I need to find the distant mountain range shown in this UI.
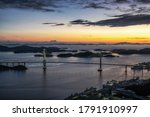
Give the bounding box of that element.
[0,45,76,53]
[114,42,150,45]
[0,45,150,55]
[0,41,150,46]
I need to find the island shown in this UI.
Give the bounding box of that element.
[1,45,150,55]
[112,48,150,55]
[0,65,27,71]
[57,51,119,58]
[0,45,77,53]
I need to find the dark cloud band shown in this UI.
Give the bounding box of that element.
[0,0,150,13]
[0,0,58,12]
[43,22,65,26]
[70,14,150,27]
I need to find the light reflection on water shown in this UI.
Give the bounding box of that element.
[0,53,150,99]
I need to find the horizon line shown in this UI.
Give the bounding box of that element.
[0,41,150,45]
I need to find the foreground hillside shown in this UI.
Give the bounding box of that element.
[66,78,150,100]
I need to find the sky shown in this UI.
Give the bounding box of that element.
[0,0,150,43]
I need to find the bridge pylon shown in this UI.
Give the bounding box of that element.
[43,49,47,70]
[98,52,102,72]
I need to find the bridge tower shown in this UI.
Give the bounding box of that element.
[98,52,102,72]
[125,65,128,80]
[43,49,47,70]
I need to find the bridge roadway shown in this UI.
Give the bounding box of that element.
[0,61,133,67]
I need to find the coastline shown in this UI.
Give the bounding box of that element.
[65,78,150,100]
[0,44,150,100]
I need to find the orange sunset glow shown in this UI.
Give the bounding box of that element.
[1,24,150,43]
[0,0,150,44]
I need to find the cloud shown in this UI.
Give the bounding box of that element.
[0,0,59,12]
[137,0,150,3]
[70,14,150,27]
[75,0,150,14]
[43,22,65,26]
[115,0,128,3]
[0,0,150,14]
[70,19,92,26]
[96,14,150,27]
[83,2,111,10]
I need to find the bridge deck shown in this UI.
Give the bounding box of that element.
[0,61,133,67]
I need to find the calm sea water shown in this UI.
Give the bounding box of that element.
[0,45,150,99]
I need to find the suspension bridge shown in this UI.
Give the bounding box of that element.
[0,49,145,78]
